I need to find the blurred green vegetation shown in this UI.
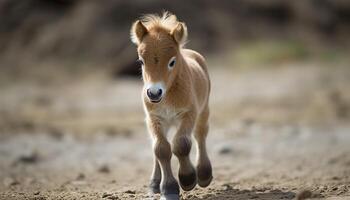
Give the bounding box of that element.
[218,40,350,69]
[234,40,308,64]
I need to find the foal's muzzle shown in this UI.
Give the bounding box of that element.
[145,82,165,103]
[147,88,163,103]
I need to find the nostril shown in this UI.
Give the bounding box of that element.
[157,89,162,97]
[147,89,152,98]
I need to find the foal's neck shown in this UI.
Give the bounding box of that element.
[177,49,188,72]
[171,49,191,89]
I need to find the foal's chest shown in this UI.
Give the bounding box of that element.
[154,106,187,125]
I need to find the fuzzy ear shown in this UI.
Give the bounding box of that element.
[130,20,148,45]
[171,22,188,45]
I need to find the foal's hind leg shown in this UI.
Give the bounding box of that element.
[194,106,213,187]
[172,111,197,191]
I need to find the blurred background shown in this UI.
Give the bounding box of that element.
[1,0,350,133]
[1,0,350,80]
[0,0,350,199]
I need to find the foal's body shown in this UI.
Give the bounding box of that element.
[130,13,212,200]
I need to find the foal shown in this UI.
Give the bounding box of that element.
[130,12,212,200]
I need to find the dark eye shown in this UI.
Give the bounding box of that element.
[136,59,144,66]
[169,60,175,67]
[168,57,176,69]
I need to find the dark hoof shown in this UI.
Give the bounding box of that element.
[197,164,213,187]
[161,180,180,196]
[149,179,160,194]
[198,175,212,187]
[179,170,197,191]
[160,194,179,200]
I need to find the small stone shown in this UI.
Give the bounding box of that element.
[76,173,85,180]
[102,192,112,198]
[332,176,340,180]
[34,191,40,195]
[124,190,136,194]
[256,187,268,192]
[98,165,110,173]
[296,190,312,200]
[222,183,233,191]
[218,146,232,155]
[16,151,39,164]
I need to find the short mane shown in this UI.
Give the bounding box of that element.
[140,11,179,32]
[131,11,188,46]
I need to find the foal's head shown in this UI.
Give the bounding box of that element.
[130,12,188,103]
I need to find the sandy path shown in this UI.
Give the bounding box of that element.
[0,65,350,199]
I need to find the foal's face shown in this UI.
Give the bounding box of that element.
[138,32,178,103]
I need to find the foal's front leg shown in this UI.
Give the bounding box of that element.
[172,111,197,191]
[146,116,179,200]
[149,158,161,194]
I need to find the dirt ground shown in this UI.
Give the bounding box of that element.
[0,64,350,200]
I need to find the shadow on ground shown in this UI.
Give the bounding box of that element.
[189,188,295,200]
